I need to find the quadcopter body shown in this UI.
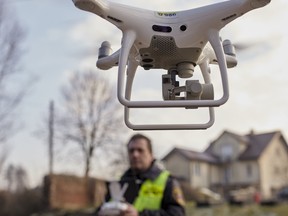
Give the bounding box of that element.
[72,0,271,130]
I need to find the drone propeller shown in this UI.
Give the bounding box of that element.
[233,42,254,51]
[233,40,268,51]
[233,33,281,51]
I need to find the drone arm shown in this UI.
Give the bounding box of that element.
[96,49,120,70]
[247,0,271,10]
[72,0,109,17]
[221,0,271,26]
[183,0,271,45]
[225,55,238,68]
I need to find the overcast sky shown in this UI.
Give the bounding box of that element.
[5,0,288,186]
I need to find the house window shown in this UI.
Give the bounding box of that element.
[194,162,201,176]
[221,145,233,161]
[246,164,252,177]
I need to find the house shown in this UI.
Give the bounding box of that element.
[162,130,288,200]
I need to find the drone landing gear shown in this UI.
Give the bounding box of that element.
[116,30,229,130]
[123,67,216,130]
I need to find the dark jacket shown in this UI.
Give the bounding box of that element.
[98,161,186,216]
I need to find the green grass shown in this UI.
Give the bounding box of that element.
[185,202,288,216]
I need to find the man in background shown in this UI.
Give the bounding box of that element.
[98,133,185,216]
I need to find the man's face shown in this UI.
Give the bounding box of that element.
[128,138,153,172]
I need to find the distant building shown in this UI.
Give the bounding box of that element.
[162,130,288,200]
[43,174,106,210]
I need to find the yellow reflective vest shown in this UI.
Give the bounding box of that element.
[133,170,170,212]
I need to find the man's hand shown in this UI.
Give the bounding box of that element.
[120,204,139,216]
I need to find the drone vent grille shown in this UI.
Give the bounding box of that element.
[151,36,177,55]
[139,35,201,70]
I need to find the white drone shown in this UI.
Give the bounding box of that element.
[72,0,271,130]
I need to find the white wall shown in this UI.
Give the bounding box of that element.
[227,161,260,185]
[163,152,190,181]
[259,135,288,199]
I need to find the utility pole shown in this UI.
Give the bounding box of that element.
[48,100,54,176]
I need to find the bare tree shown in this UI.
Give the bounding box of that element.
[0,0,29,174]
[59,70,126,179]
[5,164,15,192]
[5,164,28,192]
[14,166,28,192]
[0,146,9,176]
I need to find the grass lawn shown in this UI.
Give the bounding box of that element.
[185,202,288,216]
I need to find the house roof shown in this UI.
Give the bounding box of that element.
[162,147,218,163]
[162,130,288,164]
[204,130,249,155]
[205,130,285,161]
[239,131,278,160]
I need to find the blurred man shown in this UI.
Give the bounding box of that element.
[98,133,186,216]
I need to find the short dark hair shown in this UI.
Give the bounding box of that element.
[127,133,153,154]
